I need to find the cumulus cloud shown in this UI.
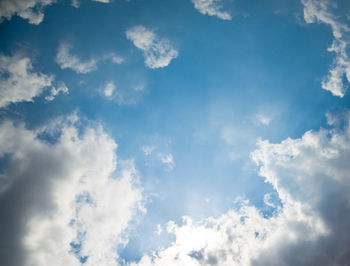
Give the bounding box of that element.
[133,112,350,266]
[56,43,98,74]
[45,83,69,101]
[191,0,231,20]
[126,26,178,69]
[0,0,55,25]
[0,53,54,108]
[0,115,144,266]
[302,0,350,97]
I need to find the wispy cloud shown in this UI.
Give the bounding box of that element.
[101,80,145,105]
[56,44,124,74]
[126,25,178,69]
[142,145,157,156]
[191,0,231,20]
[255,114,271,126]
[0,53,53,107]
[158,153,175,171]
[45,84,69,101]
[302,0,350,97]
[0,0,55,25]
[56,43,98,74]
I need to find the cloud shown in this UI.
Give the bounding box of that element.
[126,26,178,69]
[302,0,350,97]
[103,53,124,64]
[142,145,156,156]
[255,114,271,126]
[133,112,350,265]
[104,81,116,97]
[101,80,146,105]
[0,0,55,25]
[191,0,231,20]
[0,115,144,266]
[0,53,54,108]
[56,43,98,74]
[45,83,69,101]
[158,153,175,171]
[56,44,124,74]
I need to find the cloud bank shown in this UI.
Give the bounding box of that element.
[133,112,350,265]
[0,53,54,107]
[126,26,178,69]
[302,0,350,97]
[191,0,231,20]
[0,115,144,266]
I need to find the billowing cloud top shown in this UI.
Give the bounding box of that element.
[0,115,144,266]
[130,113,350,266]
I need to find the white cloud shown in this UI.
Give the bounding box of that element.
[191,0,231,20]
[126,26,178,69]
[158,153,175,170]
[102,80,146,105]
[0,53,53,107]
[155,224,163,235]
[103,53,124,64]
[0,115,144,266]
[142,145,156,156]
[56,44,124,74]
[255,114,271,126]
[45,83,69,101]
[302,0,350,97]
[56,43,98,74]
[93,0,110,3]
[0,0,55,25]
[104,81,116,97]
[133,112,350,266]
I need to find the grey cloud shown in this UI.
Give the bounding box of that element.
[0,116,144,266]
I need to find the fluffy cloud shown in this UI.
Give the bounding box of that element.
[191,0,231,20]
[0,53,53,107]
[56,43,98,74]
[0,114,144,266]
[302,0,350,97]
[133,112,350,265]
[126,26,178,69]
[0,0,55,25]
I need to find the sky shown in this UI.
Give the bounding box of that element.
[1,0,350,265]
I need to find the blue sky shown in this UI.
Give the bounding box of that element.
[1,0,350,265]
